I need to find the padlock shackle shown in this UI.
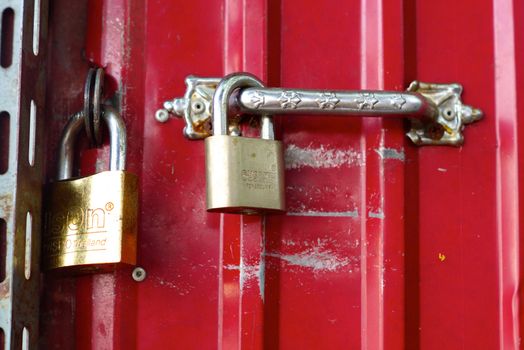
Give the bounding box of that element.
[212,73,266,136]
[57,105,127,180]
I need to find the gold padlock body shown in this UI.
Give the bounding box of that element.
[205,135,285,214]
[42,170,138,272]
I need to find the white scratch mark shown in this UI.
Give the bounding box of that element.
[374,147,405,161]
[258,258,265,302]
[239,260,260,292]
[287,210,358,218]
[285,144,364,169]
[368,210,385,219]
[155,277,194,296]
[282,239,298,246]
[266,246,350,272]
[225,264,260,290]
[259,218,266,302]
[225,260,264,301]
[437,167,447,172]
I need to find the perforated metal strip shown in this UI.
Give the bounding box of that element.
[0,0,47,349]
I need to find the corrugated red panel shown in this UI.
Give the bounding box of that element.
[40,0,522,349]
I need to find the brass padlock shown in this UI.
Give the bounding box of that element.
[42,106,138,272]
[205,74,285,214]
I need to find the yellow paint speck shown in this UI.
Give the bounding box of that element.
[438,253,446,262]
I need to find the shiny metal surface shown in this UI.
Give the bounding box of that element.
[158,74,482,146]
[206,74,283,214]
[45,105,136,271]
[92,67,105,145]
[41,0,515,348]
[156,76,221,138]
[132,267,147,282]
[83,68,96,144]
[212,73,266,136]
[238,87,434,116]
[260,115,274,140]
[43,170,138,271]
[57,105,127,180]
[406,81,483,145]
[83,67,105,146]
[0,0,48,348]
[205,135,285,213]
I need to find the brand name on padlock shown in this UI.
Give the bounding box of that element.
[45,203,115,235]
[43,235,108,257]
[43,203,116,257]
[241,169,277,190]
[42,106,138,270]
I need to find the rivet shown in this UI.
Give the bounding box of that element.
[132,267,147,282]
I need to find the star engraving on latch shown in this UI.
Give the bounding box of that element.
[279,91,301,109]
[355,93,379,110]
[391,94,406,109]
[157,74,484,146]
[250,90,265,108]
[316,92,340,109]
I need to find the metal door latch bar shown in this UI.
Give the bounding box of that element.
[155,73,483,146]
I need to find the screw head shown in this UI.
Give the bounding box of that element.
[443,108,455,121]
[155,109,170,123]
[192,100,205,113]
[132,267,147,282]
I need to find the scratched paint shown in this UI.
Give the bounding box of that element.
[228,248,357,282]
[287,210,359,217]
[283,237,360,250]
[368,210,385,219]
[223,223,268,301]
[155,277,195,296]
[225,237,359,296]
[239,261,260,291]
[374,147,405,161]
[285,144,364,169]
[225,263,263,297]
[266,245,356,273]
[259,224,266,301]
[285,184,359,216]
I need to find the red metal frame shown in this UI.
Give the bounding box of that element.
[40,0,522,349]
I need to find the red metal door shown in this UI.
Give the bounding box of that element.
[40,0,522,349]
